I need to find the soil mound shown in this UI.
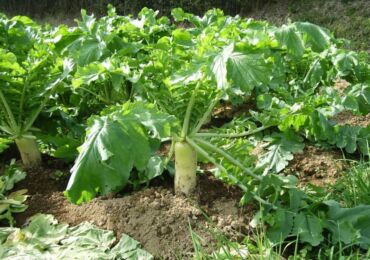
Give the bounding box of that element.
[332,111,370,127]
[15,167,253,259]
[286,145,345,187]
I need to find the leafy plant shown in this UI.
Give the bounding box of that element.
[65,7,368,204]
[1,6,369,257]
[0,160,28,226]
[0,15,73,166]
[65,102,177,203]
[0,214,152,259]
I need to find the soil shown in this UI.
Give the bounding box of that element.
[14,163,253,259]
[331,111,370,127]
[205,100,257,128]
[285,145,346,187]
[333,79,351,96]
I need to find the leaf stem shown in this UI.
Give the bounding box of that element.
[78,86,111,104]
[23,97,48,133]
[195,125,270,139]
[0,89,19,135]
[194,137,262,181]
[181,83,199,139]
[18,80,28,126]
[303,58,319,85]
[163,139,175,166]
[191,91,222,135]
[24,80,63,132]
[186,137,274,208]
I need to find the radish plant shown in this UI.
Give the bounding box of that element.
[65,8,369,204]
[0,16,72,167]
[65,8,277,202]
[0,7,368,255]
[53,6,173,108]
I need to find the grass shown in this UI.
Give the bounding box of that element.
[251,0,370,51]
[330,160,370,207]
[190,222,370,260]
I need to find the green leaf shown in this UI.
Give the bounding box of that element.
[110,234,153,259]
[294,22,331,52]
[65,102,177,204]
[78,39,103,66]
[72,63,105,88]
[211,44,234,89]
[171,8,187,22]
[347,84,370,114]
[61,222,115,249]
[0,160,28,226]
[266,208,294,243]
[258,132,305,174]
[335,125,361,153]
[0,138,12,154]
[324,200,370,249]
[342,96,359,111]
[279,114,309,132]
[143,156,165,181]
[0,160,26,193]
[0,49,25,74]
[172,29,194,47]
[227,52,270,93]
[24,214,69,245]
[275,25,305,57]
[332,51,358,77]
[256,94,273,110]
[292,213,324,246]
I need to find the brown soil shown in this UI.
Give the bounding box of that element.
[331,111,370,127]
[14,165,253,259]
[285,145,345,187]
[333,79,351,96]
[207,100,257,128]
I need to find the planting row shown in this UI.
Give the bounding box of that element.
[0,6,369,255]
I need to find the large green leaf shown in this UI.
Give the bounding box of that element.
[227,52,270,93]
[211,44,271,93]
[347,84,370,114]
[65,102,177,204]
[275,25,305,57]
[324,201,370,249]
[294,22,331,52]
[72,63,105,88]
[172,29,194,47]
[78,39,103,66]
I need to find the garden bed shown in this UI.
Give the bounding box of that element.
[14,161,254,259]
[12,144,353,258]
